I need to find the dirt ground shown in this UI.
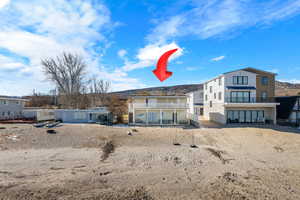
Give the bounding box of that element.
[0,123,300,200]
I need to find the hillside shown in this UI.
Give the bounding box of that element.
[275,81,300,96]
[112,84,203,96]
[112,81,300,97]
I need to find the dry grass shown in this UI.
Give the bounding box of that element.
[101,140,115,161]
[206,147,231,164]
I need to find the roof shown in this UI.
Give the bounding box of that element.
[203,67,276,84]
[275,96,299,119]
[0,96,29,101]
[222,68,258,75]
[243,67,277,75]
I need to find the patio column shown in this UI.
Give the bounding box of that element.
[146,109,149,125]
[174,109,176,125]
[160,109,162,125]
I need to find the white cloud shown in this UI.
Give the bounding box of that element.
[0,0,145,95]
[121,42,183,72]
[0,0,10,9]
[211,55,225,62]
[118,49,127,59]
[147,0,300,43]
[186,66,200,71]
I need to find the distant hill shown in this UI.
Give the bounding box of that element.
[112,84,203,97]
[275,81,300,96]
[112,81,300,97]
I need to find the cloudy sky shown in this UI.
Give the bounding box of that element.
[1,0,300,96]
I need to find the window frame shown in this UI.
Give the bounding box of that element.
[233,76,248,85]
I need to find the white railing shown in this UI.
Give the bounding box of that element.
[133,103,188,109]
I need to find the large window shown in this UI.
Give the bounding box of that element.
[148,111,160,124]
[0,100,7,105]
[233,76,248,85]
[230,91,250,102]
[135,110,147,123]
[227,110,264,123]
[209,86,212,93]
[261,76,268,85]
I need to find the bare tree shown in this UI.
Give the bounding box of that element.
[41,52,87,108]
[89,76,111,107]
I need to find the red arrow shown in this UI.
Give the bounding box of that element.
[153,48,178,82]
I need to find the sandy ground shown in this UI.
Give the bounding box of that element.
[0,123,300,200]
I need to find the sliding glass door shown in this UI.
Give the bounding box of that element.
[227,110,265,123]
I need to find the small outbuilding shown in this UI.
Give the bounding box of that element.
[54,107,112,124]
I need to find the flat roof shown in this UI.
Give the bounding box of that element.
[0,96,29,101]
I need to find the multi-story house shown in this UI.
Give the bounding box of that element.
[0,96,28,120]
[203,68,279,124]
[128,95,189,125]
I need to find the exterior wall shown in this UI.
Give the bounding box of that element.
[187,93,194,114]
[204,75,225,122]
[224,70,257,101]
[187,90,203,115]
[0,99,26,120]
[244,68,275,99]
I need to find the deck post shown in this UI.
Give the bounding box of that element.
[160,109,163,125]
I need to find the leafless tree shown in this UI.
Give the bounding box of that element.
[88,76,111,107]
[41,52,87,108]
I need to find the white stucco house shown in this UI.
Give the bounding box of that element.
[128,95,189,125]
[0,96,28,120]
[203,68,279,125]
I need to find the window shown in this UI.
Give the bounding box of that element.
[214,93,216,99]
[219,77,222,86]
[205,83,207,90]
[261,91,267,100]
[209,101,212,108]
[199,92,204,99]
[261,76,268,85]
[209,86,212,93]
[233,76,248,85]
[218,92,222,100]
[0,100,7,105]
[230,91,250,102]
[205,95,208,101]
[74,112,86,120]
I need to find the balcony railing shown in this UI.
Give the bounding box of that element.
[133,103,188,109]
[225,97,276,103]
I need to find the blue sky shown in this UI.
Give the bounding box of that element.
[1,0,300,96]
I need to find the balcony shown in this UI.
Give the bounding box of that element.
[225,97,276,103]
[133,103,188,109]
